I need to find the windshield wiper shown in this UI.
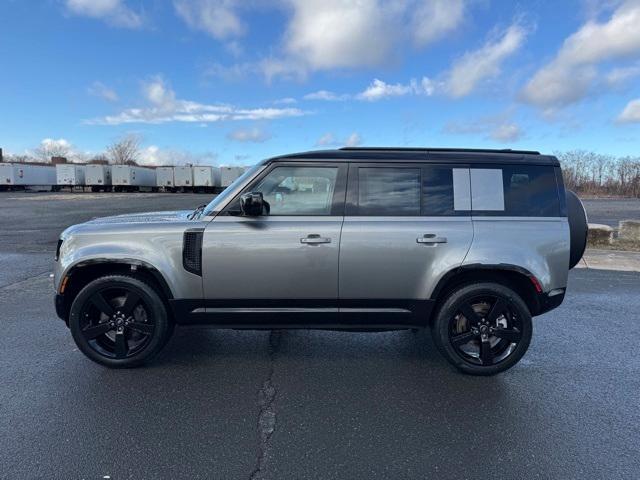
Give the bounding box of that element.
[189,204,207,220]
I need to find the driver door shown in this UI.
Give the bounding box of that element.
[201,162,347,325]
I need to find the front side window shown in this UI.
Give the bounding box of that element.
[357,167,421,215]
[252,166,338,215]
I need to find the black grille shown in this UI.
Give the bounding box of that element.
[183,229,204,276]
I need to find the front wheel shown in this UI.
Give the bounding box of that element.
[69,275,172,368]
[431,283,532,376]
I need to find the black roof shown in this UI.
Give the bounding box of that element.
[267,147,560,166]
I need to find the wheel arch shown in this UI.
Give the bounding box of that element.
[57,259,174,324]
[430,264,543,319]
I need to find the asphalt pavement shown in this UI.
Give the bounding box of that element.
[1,192,639,479]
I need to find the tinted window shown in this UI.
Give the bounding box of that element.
[253,166,338,215]
[357,167,420,215]
[422,166,456,215]
[502,165,559,216]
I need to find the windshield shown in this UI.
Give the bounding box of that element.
[202,163,264,216]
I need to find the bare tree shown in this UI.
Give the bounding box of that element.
[107,134,141,165]
[33,139,72,163]
[87,153,110,165]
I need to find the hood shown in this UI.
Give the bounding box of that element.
[85,210,193,225]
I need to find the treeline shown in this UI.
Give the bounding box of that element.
[556,151,640,197]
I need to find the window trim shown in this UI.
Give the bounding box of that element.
[345,162,471,217]
[220,161,348,217]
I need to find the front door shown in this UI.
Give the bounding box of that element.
[201,162,347,326]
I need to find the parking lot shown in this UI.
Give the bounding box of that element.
[1,192,639,479]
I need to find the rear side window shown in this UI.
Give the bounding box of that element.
[502,165,560,216]
[422,166,457,215]
[470,165,560,216]
[357,167,421,215]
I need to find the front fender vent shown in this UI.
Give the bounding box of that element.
[183,229,204,276]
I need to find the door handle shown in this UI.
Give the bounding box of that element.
[301,234,332,245]
[417,234,447,244]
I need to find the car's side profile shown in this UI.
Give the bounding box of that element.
[53,147,587,375]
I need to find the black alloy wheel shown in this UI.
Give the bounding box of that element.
[69,275,171,368]
[431,282,532,375]
[449,295,523,367]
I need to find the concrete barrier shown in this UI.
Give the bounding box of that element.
[587,223,613,247]
[618,220,640,242]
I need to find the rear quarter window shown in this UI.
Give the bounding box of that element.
[502,165,560,217]
[469,165,560,217]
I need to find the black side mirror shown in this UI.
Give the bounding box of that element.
[240,192,265,216]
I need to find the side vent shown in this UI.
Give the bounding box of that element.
[183,229,204,276]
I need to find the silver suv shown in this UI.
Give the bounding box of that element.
[54,147,588,375]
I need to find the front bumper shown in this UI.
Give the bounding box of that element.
[54,293,69,324]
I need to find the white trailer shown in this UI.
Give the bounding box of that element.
[0,163,56,191]
[173,166,194,191]
[112,165,156,192]
[56,164,86,188]
[193,166,221,193]
[156,167,175,191]
[220,166,245,187]
[85,165,112,191]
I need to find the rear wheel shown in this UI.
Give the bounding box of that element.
[69,275,172,368]
[431,283,532,376]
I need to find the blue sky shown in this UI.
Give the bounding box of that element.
[1,0,640,166]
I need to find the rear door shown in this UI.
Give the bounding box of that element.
[338,163,473,324]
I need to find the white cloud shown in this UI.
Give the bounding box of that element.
[284,0,394,70]
[446,23,528,98]
[444,114,523,142]
[606,63,640,86]
[412,0,465,47]
[139,145,218,166]
[358,77,435,101]
[88,81,119,102]
[617,98,640,123]
[315,132,363,147]
[86,77,308,125]
[489,123,522,142]
[303,90,350,101]
[522,1,640,110]
[227,127,271,143]
[316,133,336,146]
[264,0,465,79]
[174,0,244,40]
[273,97,297,105]
[344,132,362,147]
[65,0,142,28]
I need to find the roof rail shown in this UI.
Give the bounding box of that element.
[339,147,541,155]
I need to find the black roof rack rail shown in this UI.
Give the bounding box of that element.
[339,147,541,155]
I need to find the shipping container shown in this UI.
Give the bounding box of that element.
[85,165,112,191]
[173,166,194,191]
[220,166,245,187]
[0,163,56,191]
[193,166,221,193]
[112,165,156,192]
[56,164,85,187]
[156,167,175,191]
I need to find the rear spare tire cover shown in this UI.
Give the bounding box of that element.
[566,190,588,269]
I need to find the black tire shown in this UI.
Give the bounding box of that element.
[566,190,588,269]
[431,283,532,376]
[69,275,172,368]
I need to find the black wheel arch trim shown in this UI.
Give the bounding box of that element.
[55,258,174,324]
[430,263,562,317]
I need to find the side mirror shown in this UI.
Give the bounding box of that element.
[240,192,265,216]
